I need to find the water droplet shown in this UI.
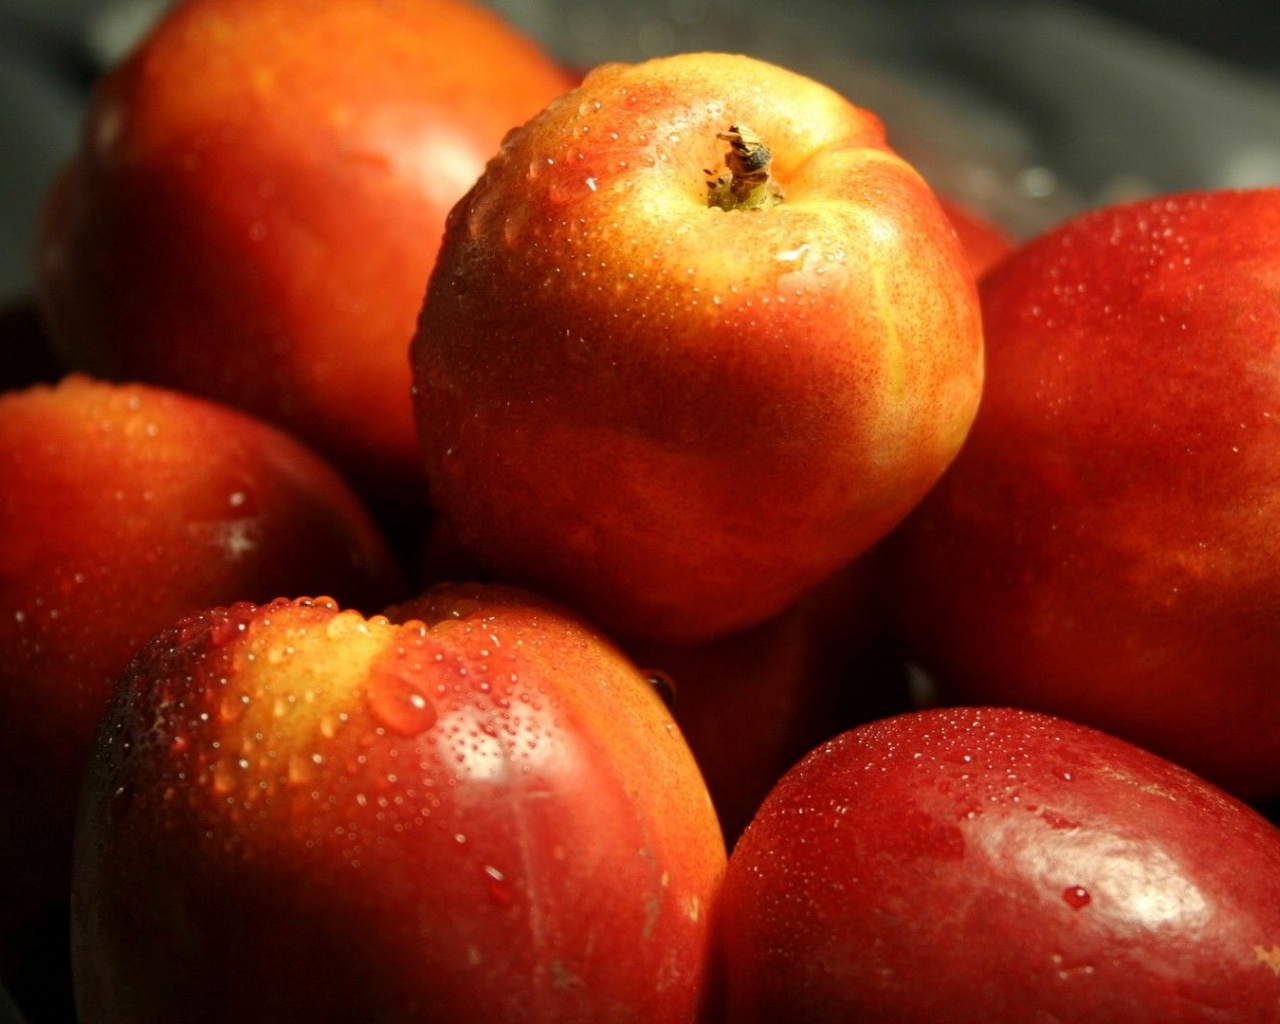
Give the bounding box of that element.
[209,616,244,648]
[288,752,316,785]
[212,761,238,796]
[547,177,582,206]
[109,783,135,821]
[483,864,514,905]
[1062,885,1091,909]
[367,666,438,737]
[219,692,249,723]
[440,597,484,621]
[325,611,370,641]
[643,670,677,708]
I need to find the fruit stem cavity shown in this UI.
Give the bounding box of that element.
[706,124,784,211]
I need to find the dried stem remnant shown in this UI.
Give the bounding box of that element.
[706,124,784,212]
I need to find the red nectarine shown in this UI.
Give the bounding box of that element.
[883,187,1280,804]
[71,586,725,1022]
[36,0,575,514]
[0,375,404,1015]
[412,52,984,645]
[722,706,1280,1023]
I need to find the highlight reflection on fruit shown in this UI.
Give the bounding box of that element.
[35,0,575,513]
[721,706,1280,1023]
[71,585,725,1023]
[0,375,404,1011]
[412,51,984,646]
[883,187,1280,804]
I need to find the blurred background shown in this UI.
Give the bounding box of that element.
[2,0,1279,310]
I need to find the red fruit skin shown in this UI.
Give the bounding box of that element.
[720,706,1280,1024]
[71,588,726,1024]
[628,555,912,848]
[411,52,983,646]
[35,0,574,512]
[883,188,1280,803]
[0,376,404,1009]
[938,195,1015,278]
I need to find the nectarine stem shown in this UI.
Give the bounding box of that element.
[706,124,783,211]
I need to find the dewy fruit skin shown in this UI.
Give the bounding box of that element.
[412,52,984,646]
[71,586,726,1023]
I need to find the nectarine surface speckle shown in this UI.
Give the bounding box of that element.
[721,706,1280,1023]
[413,52,983,645]
[35,0,575,516]
[884,187,1280,803]
[71,586,725,1023]
[0,375,404,1009]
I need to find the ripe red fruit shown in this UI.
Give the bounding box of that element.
[628,557,911,847]
[72,586,726,1023]
[882,187,1280,803]
[411,51,983,646]
[35,0,575,513]
[721,706,1280,1023]
[0,375,404,1014]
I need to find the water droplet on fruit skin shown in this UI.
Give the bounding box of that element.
[367,665,438,738]
[1062,885,1091,909]
[212,761,238,797]
[483,864,514,906]
[643,670,677,708]
[546,177,582,207]
[209,615,245,648]
[219,692,249,724]
[109,783,135,821]
[445,598,484,621]
[288,752,316,786]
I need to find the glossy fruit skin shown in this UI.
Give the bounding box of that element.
[71,586,726,1023]
[35,0,574,511]
[420,520,909,847]
[627,556,911,848]
[412,52,983,646]
[720,706,1280,1024]
[0,375,404,1012]
[938,195,1015,278]
[882,188,1280,803]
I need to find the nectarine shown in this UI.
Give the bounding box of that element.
[412,52,984,645]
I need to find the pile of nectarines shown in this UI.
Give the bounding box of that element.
[4,0,1280,1021]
